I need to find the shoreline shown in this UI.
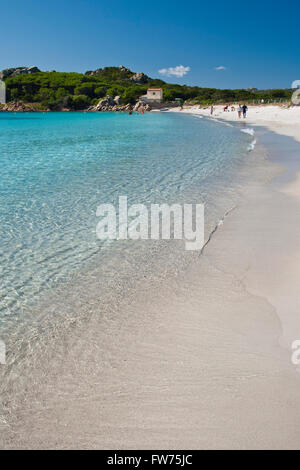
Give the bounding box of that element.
[171,105,300,355]
[169,104,300,142]
[1,115,300,448]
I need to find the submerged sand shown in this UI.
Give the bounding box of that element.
[1,112,300,449]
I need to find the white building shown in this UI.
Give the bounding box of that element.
[147,88,163,101]
[141,88,163,103]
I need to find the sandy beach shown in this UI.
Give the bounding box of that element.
[172,104,300,350]
[1,0,299,453]
[1,106,300,449]
[173,104,300,142]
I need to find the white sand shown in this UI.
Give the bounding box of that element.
[171,104,300,142]
[170,104,300,352]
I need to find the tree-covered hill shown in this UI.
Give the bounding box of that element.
[2,66,292,110]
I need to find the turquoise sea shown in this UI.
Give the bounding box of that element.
[0,112,254,327]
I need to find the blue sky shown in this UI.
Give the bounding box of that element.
[1,0,299,89]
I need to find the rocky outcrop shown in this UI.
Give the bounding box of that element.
[84,66,149,85]
[96,96,116,109]
[133,100,151,112]
[119,65,131,73]
[0,101,41,112]
[0,96,152,113]
[129,72,148,84]
[0,66,41,79]
[91,96,117,111]
[85,68,102,77]
[86,66,132,77]
[88,96,151,112]
[89,100,131,112]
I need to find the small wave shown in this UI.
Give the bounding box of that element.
[200,205,237,255]
[248,139,257,151]
[219,121,235,128]
[241,128,255,136]
[208,118,235,128]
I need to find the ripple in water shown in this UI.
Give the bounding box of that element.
[0,111,254,324]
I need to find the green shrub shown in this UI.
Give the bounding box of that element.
[71,94,91,110]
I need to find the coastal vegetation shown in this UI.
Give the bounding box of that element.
[2,66,292,111]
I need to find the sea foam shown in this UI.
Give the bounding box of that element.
[241,128,255,136]
[248,139,257,151]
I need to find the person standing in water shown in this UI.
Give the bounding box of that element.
[242,104,248,118]
[237,105,242,118]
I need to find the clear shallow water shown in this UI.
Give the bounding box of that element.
[0,112,253,324]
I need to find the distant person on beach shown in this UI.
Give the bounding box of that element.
[242,104,248,118]
[210,105,214,115]
[238,105,242,118]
